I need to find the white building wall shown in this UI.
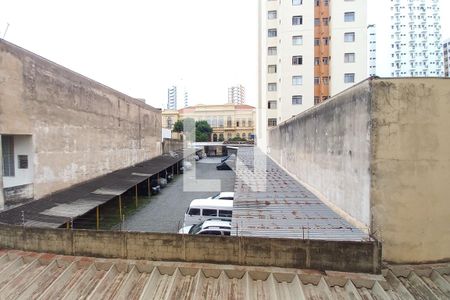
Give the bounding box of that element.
[390,0,443,77]
[330,0,368,96]
[2,135,33,188]
[258,0,368,152]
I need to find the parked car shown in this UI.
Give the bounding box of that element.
[193,155,200,161]
[150,179,161,195]
[216,162,231,170]
[208,192,234,200]
[178,220,231,236]
[183,199,233,227]
[220,155,230,163]
[159,177,168,188]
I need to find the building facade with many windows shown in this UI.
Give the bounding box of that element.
[390,0,443,77]
[162,104,256,142]
[444,38,450,77]
[258,0,368,151]
[228,85,246,105]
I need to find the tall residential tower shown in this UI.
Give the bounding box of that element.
[167,86,177,110]
[443,38,450,77]
[228,85,246,104]
[390,0,443,77]
[258,0,367,151]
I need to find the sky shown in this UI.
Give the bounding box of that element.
[0,0,448,109]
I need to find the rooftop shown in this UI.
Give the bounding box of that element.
[0,249,448,299]
[0,149,200,228]
[231,148,370,241]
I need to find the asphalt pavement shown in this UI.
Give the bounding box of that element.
[121,157,235,233]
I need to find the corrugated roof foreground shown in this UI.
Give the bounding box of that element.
[0,249,448,299]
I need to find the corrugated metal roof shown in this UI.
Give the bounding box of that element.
[231,147,370,241]
[0,249,448,299]
[0,149,200,228]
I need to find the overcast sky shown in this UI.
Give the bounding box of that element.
[0,1,448,109]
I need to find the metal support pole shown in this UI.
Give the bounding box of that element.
[135,185,138,207]
[172,165,174,176]
[176,162,179,175]
[157,173,160,184]
[147,178,151,196]
[119,195,122,218]
[96,206,100,230]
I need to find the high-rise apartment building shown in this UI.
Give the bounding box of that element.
[228,85,246,104]
[390,0,443,77]
[167,86,177,110]
[184,91,189,107]
[444,38,450,77]
[368,24,377,77]
[258,0,367,151]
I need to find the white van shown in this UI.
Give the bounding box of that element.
[184,199,233,227]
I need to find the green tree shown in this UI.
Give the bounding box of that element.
[195,120,212,142]
[172,120,184,132]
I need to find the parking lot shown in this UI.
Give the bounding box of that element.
[120,157,235,233]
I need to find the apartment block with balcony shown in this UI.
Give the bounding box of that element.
[444,38,450,77]
[258,0,367,151]
[390,0,443,77]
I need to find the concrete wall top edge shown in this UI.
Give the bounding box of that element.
[0,39,160,113]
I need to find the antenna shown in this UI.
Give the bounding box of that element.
[2,23,10,39]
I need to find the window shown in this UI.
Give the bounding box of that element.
[202,209,217,217]
[268,118,277,127]
[268,65,277,73]
[323,18,329,25]
[292,0,302,5]
[314,57,320,65]
[344,53,355,63]
[268,28,277,37]
[292,55,303,65]
[344,73,355,83]
[292,76,303,85]
[268,83,277,91]
[322,57,329,64]
[292,95,302,105]
[314,77,320,85]
[2,136,14,177]
[314,18,320,26]
[292,16,303,25]
[314,96,320,104]
[314,38,320,46]
[219,210,232,218]
[344,12,355,22]
[292,35,303,45]
[188,208,200,216]
[322,77,329,85]
[268,47,277,55]
[18,155,28,169]
[323,37,329,45]
[344,32,355,42]
[268,100,277,109]
[268,10,277,20]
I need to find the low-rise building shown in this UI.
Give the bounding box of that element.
[0,40,161,209]
[162,104,256,142]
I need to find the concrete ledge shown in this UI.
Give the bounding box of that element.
[0,224,381,274]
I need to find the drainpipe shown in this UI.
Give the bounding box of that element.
[0,135,4,210]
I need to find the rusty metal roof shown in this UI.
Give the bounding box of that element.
[0,149,199,228]
[231,147,369,241]
[0,249,448,299]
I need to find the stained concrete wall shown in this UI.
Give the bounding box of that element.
[0,224,381,274]
[269,81,372,229]
[0,40,161,202]
[370,79,450,263]
[268,78,450,264]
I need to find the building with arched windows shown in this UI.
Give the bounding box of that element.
[162,104,255,141]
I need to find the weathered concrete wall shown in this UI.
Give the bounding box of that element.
[370,79,450,263]
[162,138,183,154]
[268,78,450,264]
[0,224,381,274]
[0,135,4,209]
[0,40,161,201]
[269,81,372,229]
